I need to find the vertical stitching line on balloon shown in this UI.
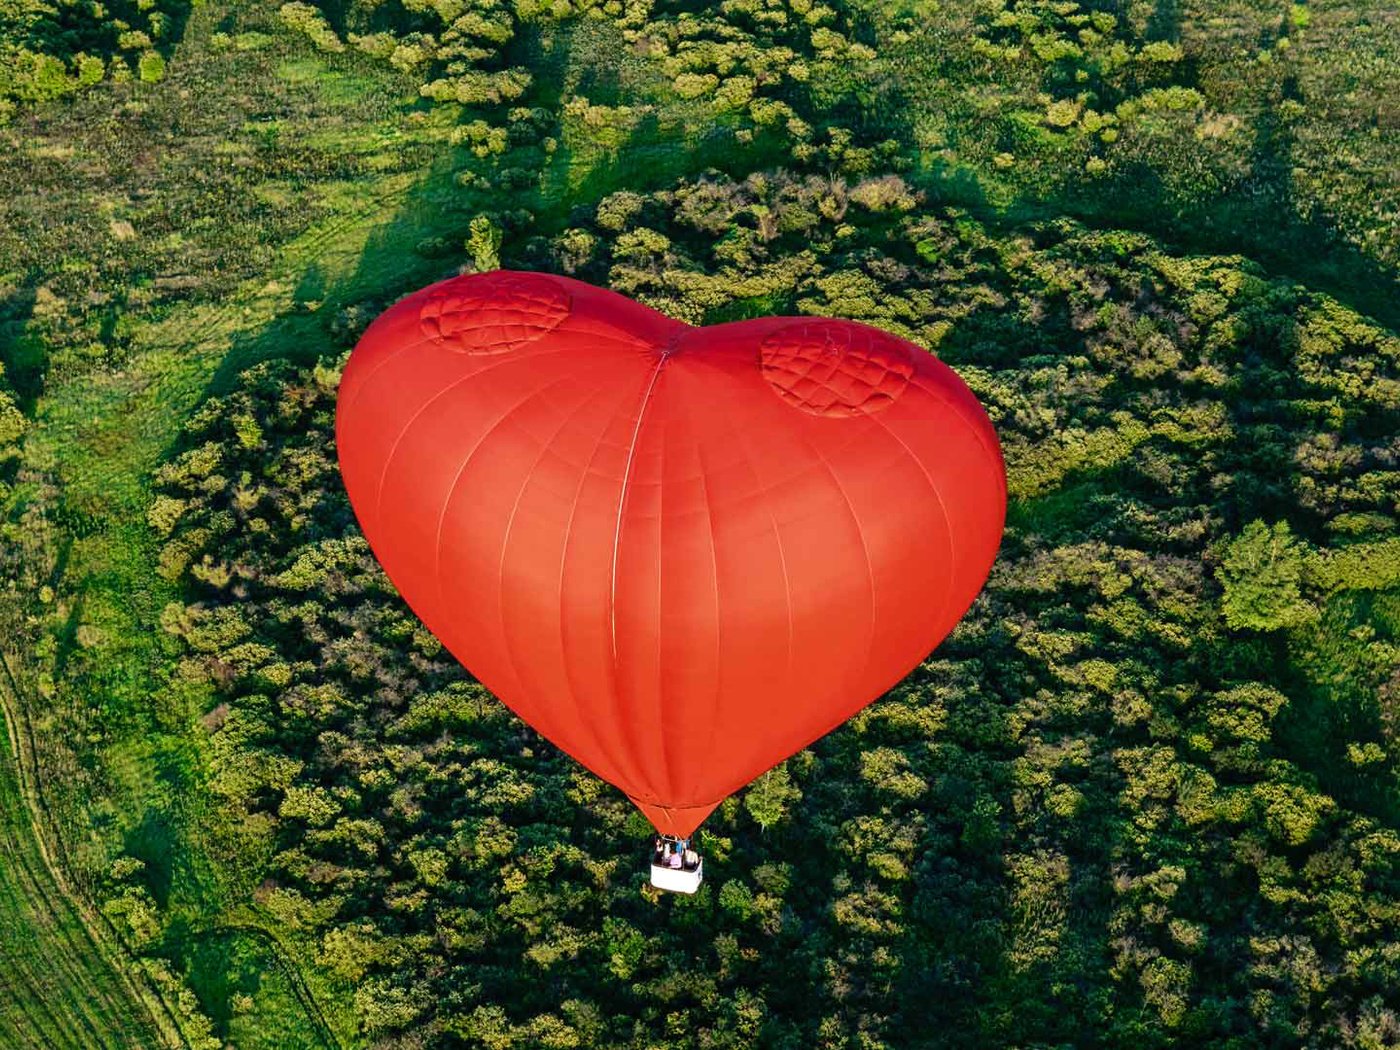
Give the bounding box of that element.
[690,403,797,808]
[791,428,879,714]
[863,394,963,638]
[497,381,634,780]
[607,343,673,693]
[430,371,592,624]
[551,400,654,797]
[738,411,796,722]
[652,389,675,803]
[606,331,684,809]
[368,346,566,534]
[708,383,973,806]
[727,407,971,810]
[686,388,724,814]
[430,376,613,754]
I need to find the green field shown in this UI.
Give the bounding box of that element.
[0,658,172,1049]
[1,0,1398,1046]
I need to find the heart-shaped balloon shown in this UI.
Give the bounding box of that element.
[336,271,1005,836]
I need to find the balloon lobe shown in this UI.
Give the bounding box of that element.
[338,271,1006,838]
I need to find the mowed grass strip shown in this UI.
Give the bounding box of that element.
[0,699,163,1049]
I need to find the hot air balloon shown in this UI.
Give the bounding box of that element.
[336,270,1005,893]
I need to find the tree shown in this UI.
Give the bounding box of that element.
[743,763,801,830]
[1217,521,1316,631]
[467,215,503,272]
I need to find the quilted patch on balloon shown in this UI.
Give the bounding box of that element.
[418,272,571,354]
[759,320,915,417]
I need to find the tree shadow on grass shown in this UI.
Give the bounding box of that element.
[1161,75,1399,332]
[1125,96,1396,333]
[125,807,178,908]
[889,10,1400,338]
[535,112,792,237]
[1147,0,1183,43]
[1274,590,1400,828]
[167,922,338,1050]
[51,580,86,683]
[0,278,45,414]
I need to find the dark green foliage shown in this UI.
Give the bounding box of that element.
[0,0,192,107]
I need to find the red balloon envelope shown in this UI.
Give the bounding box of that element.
[336,271,1005,836]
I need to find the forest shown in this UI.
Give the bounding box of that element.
[0,0,1397,1047]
